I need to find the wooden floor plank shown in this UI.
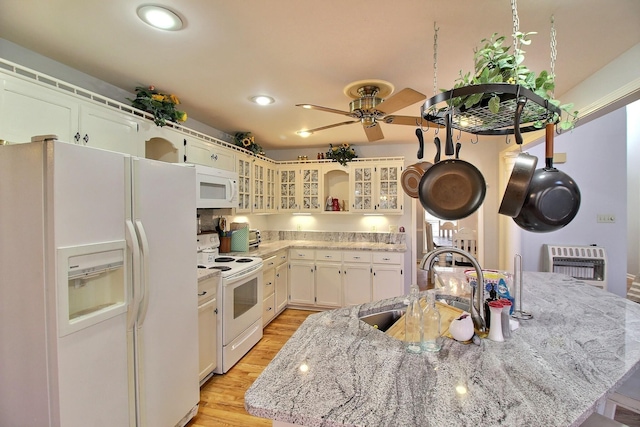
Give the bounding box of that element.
[188,309,316,427]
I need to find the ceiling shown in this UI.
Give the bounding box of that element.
[1,0,639,150]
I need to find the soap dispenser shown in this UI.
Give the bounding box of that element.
[422,290,442,352]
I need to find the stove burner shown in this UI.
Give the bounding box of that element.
[236,258,254,263]
[215,257,235,263]
[212,266,232,271]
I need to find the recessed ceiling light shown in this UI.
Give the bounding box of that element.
[137,5,183,31]
[297,130,312,137]
[251,95,275,105]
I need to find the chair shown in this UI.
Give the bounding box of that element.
[601,369,640,419]
[439,221,455,239]
[452,228,477,265]
[424,222,435,253]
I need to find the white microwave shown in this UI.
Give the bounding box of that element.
[193,164,238,209]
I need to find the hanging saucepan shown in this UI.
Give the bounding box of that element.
[498,98,538,217]
[401,128,434,198]
[418,112,486,220]
[513,123,581,232]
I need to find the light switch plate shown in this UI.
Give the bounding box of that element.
[597,214,616,223]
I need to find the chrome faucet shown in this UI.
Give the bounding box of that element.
[420,248,486,332]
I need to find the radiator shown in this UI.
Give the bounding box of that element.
[543,244,607,291]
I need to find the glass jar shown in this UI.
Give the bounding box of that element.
[422,290,442,352]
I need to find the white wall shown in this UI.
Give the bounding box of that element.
[517,107,628,297]
[627,101,640,277]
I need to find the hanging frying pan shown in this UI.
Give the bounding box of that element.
[499,98,538,217]
[418,112,486,220]
[401,128,434,198]
[513,123,581,232]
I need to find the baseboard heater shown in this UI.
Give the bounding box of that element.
[543,244,607,291]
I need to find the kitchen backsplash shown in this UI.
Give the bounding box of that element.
[261,230,405,244]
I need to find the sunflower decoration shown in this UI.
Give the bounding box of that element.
[128,85,187,127]
[326,143,357,166]
[233,132,263,155]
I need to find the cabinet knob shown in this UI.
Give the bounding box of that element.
[74,132,81,142]
[83,134,89,144]
[211,153,218,161]
[198,291,207,296]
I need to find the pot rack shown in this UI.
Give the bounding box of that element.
[421,0,563,136]
[419,83,562,136]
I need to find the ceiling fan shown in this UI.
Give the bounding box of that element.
[296,79,430,142]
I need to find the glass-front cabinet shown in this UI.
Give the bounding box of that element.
[237,154,252,213]
[350,160,402,214]
[278,164,323,213]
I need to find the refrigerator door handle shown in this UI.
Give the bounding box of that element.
[134,219,151,327]
[125,219,142,331]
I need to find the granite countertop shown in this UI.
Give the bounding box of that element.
[233,240,407,261]
[245,272,640,427]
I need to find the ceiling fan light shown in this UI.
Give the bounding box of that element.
[297,130,312,137]
[252,95,275,105]
[137,6,183,31]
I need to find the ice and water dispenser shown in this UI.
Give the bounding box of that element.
[57,241,128,336]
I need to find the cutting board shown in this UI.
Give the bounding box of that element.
[385,300,467,341]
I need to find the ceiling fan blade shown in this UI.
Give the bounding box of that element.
[305,120,359,133]
[296,104,353,117]
[375,88,426,114]
[384,115,445,128]
[364,122,384,142]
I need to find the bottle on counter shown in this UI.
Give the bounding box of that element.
[421,290,442,352]
[487,300,505,342]
[484,283,498,329]
[405,284,423,354]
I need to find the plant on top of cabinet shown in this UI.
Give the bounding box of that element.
[127,85,187,127]
[233,131,264,155]
[326,143,357,166]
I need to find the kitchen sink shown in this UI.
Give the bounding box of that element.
[358,295,471,332]
[359,309,405,332]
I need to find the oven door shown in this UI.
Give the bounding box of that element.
[222,266,263,345]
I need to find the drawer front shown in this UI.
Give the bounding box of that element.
[276,250,288,266]
[343,251,372,264]
[315,249,342,262]
[198,275,219,304]
[372,252,403,265]
[263,268,276,297]
[263,255,277,270]
[289,248,314,260]
[262,293,276,326]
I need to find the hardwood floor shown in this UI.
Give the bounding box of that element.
[188,309,316,427]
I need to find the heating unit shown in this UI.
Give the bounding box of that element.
[543,244,608,290]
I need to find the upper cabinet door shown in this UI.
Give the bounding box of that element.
[299,165,322,212]
[0,76,78,144]
[78,102,142,156]
[350,161,402,214]
[278,166,298,212]
[184,137,236,171]
[350,164,375,212]
[236,154,252,213]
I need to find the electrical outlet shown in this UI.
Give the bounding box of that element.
[597,214,616,223]
[371,225,377,232]
[296,224,302,231]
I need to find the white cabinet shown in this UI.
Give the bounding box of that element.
[262,255,277,326]
[350,161,403,213]
[314,250,343,308]
[0,75,142,155]
[0,75,78,144]
[252,158,267,213]
[77,102,143,156]
[372,252,404,300]
[278,165,323,213]
[287,249,405,309]
[275,258,288,313]
[197,275,219,383]
[184,136,236,171]
[262,250,289,327]
[343,251,373,306]
[236,154,252,213]
[264,161,278,213]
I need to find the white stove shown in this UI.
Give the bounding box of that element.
[197,233,263,279]
[196,232,264,374]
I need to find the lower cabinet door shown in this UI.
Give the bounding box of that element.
[315,263,342,307]
[198,297,217,382]
[289,261,315,305]
[343,264,372,306]
[263,293,276,326]
[372,266,403,301]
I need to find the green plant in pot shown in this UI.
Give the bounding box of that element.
[448,32,578,130]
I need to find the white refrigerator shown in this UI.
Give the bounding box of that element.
[0,138,199,426]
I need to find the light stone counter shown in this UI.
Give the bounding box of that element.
[244,272,640,427]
